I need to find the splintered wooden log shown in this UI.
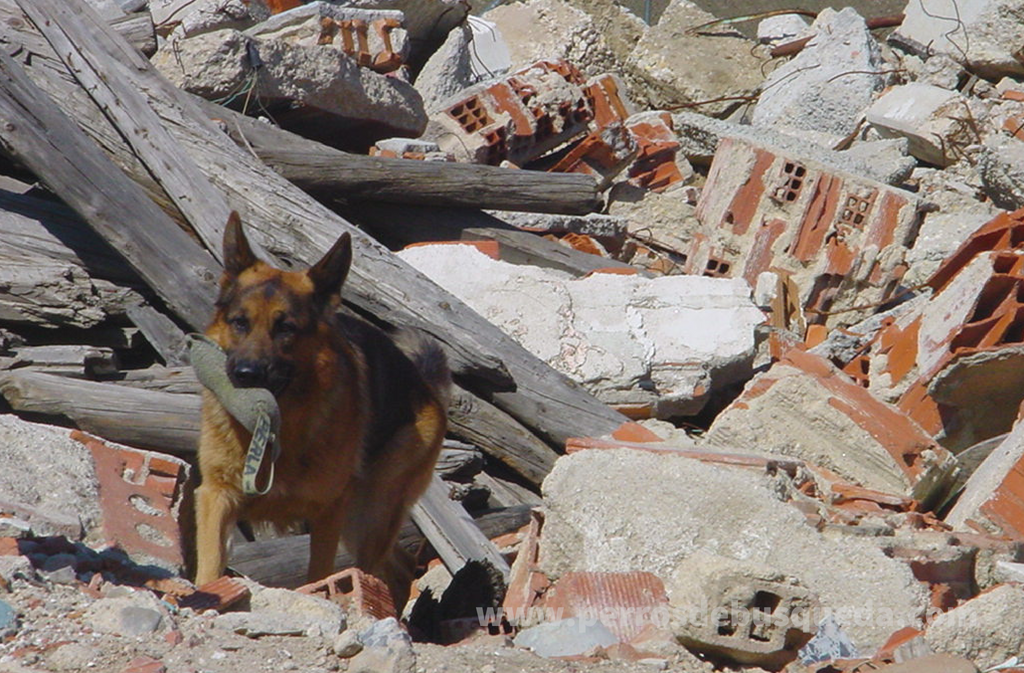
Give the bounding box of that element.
[0,46,218,328]
[17,0,233,258]
[1,0,629,452]
[230,505,533,588]
[203,99,602,215]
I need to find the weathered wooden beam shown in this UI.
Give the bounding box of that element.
[0,47,219,329]
[410,475,511,579]
[230,505,533,588]
[19,0,233,258]
[109,10,156,56]
[203,100,601,215]
[0,370,201,454]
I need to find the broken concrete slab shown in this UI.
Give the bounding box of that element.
[325,0,467,64]
[540,571,669,643]
[947,415,1024,541]
[246,2,410,73]
[841,138,917,187]
[707,349,957,502]
[399,244,766,418]
[753,8,885,145]
[540,448,929,651]
[151,28,426,144]
[866,83,979,167]
[691,136,922,328]
[627,0,765,118]
[756,14,810,46]
[414,24,480,114]
[890,0,1024,79]
[240,580,347,636]
[923,583,1024,669]
[483,0,632,84]
[164,0,269,42]
[0,415,102,542]
[978,138,1024,210]
[668,552,818,670]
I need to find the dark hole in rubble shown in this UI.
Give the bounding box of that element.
[1002,308,1024,344]
[753,590,781,614]
[716,610,738,637]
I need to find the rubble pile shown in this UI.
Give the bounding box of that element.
[2,0,1024,672]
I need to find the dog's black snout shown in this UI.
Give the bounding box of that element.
[230,360,268,388]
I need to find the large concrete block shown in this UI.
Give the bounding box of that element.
[707,349,957,502]
[539,448,928,651]
[398,244,765,417]
[923,584,1024,669]
[753,8,885,144]
[151,28,426,140]
[891,0,1024,79]
[866,83,977,167]
[668,552,818,670]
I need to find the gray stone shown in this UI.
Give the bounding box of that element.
[753,8,885,144]
[978,138,1024,210]
[85,595,168,637]
[540,449,928,651]
[166,0,266,42]
[672,110,909,185]
[890,0,1024,79]
[333,629,364,658]
[247,582,346,636]
[399,244,765,417]
[348,618,415,673]
[214,611,310,638]
[0,556,36,587]
[151,29,426,138]
[513,618,619,658]
[756,14,810,45]
[628,0,765,118]
[923,584,1024,669]
[0,415,101,543]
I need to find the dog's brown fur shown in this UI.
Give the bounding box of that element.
[194,212,449,607]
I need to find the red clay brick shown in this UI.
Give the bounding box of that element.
[609,422,662,443]
[121,656,166,673]
[541,571,668,643]
[71,431,190,570]
[503,511,548,618]
[177,576,250,612]
[0,537,20,556]
[297,567,396,620]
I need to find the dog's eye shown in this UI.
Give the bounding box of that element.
[275,319,299,337]
[229,316,249,334]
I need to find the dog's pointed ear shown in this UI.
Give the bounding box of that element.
[308,232,352,306]
[223,211,257,278]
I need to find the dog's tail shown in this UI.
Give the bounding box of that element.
[393,328,452,409]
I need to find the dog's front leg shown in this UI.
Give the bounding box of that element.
[194,483,238,585]
[307,506,345,583]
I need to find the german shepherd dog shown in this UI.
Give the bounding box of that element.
[194,212,450,608]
